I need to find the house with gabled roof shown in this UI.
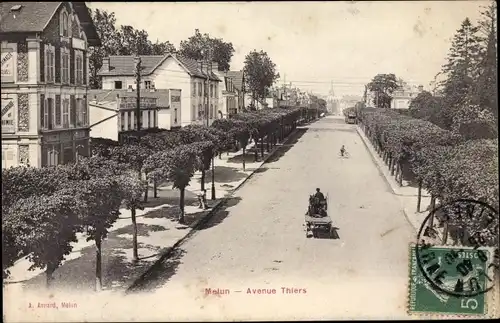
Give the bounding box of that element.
[1,2,100,168]
[225,70,245,113]
[98,53,222,127]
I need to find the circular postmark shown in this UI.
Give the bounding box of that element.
[416,199,499,298]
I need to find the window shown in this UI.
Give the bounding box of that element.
[127,111,131,130]
[75,52,83,85]
[55,96,61,126]
[215,83,218,98]
[192,105,196,121]
[153,110,157,127]
[148,110,151,128]
[198,82,202,96]
[115,81,123,89]
[174,108,178,123]
[210,104,213,119]
[61,49,69,84]
[145,81,151,89]
[45,46,55,83]
[82,96,87,125]
[192,83,196,97]
[210,84,213,98]
[47,146,60,166]
[62,99,69,127]
[198,104,202,119]
[47,98,54,129]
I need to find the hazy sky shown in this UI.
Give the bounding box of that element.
[87,1,490,97]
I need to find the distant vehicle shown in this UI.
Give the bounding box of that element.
[345,112,357,124]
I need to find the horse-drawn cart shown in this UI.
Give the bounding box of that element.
[305,193,335,238]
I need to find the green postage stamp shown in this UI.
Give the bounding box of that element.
[408,244,495,317]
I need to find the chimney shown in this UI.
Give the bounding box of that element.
[212,62,219,72]
[102,57,110,72]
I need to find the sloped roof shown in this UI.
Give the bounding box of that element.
[225,71,244,91]
[99,53,221,81]
[0,2,100,46]
[88,89,171,108]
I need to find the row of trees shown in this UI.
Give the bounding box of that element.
[358,107,498,245]
[2,106,319,290]
[89,9,280,109]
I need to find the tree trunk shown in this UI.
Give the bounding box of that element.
[388,153,393,170]
[395,161,400,179]
[443,221,449,244]
[242,147,246,171]
[391,158,396,175]
[153,179,158,198]
[398,162,403,186]
[131,207,138,263]
[260,136,264,158]
[417,180,422,212]
[266,136,270,152]
[45,263,56,288]
[429,195,436,228]
[179,187,185,224]
[254,139,258,162]
[201,169,205,191]
[95,236,102,291]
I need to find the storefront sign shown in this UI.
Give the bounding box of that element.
[119,97,157,110]
[1,97,15,133]
[1,50,14,83]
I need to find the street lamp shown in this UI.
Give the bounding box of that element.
[202,48,217,200]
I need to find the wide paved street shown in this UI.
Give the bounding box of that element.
[121,116,416,320]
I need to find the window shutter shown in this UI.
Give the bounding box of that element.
[55,46,61,83]
[40,43,45,82]
[82,52,87,85]
[70,95,76,126]
[40,94,45,128]
[55,95,61,125]
[70,48,75,84]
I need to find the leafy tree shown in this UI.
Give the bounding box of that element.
[179,29,235,71]
[366,74,398,109]
[151,39,177,55]
[408,91,448,128]
[71,177,122,291]
[116,25,152,56]
[243,50,280,105]
[88,9,122,89]
[119,174,147,263]
[165,145,198,224]
[4,190,83,287]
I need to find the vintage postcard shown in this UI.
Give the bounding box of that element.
[2,1,499,321]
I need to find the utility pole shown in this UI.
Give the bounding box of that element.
[134,56,142,137]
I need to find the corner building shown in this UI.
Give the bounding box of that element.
[1,2,100,168]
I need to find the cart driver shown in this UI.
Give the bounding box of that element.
[314,188,325,204]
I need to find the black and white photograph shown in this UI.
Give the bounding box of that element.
[1,1,499,321]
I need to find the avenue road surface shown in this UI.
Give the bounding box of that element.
[126,115,416,320]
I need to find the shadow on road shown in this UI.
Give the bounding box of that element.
[196,196,242,231]
[127,248,187,293]
[266,128,307,164]
[205,165,247,184]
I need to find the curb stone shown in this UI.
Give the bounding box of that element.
[125,125,306,293]
[356,125,419,233]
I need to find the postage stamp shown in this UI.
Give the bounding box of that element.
[409,199,499,317]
